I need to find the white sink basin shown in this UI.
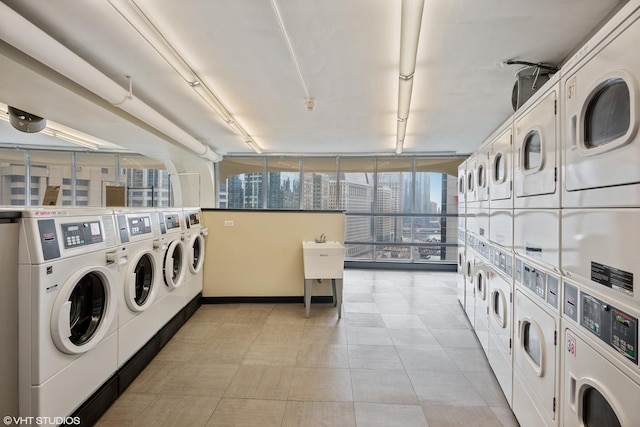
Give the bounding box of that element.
[302,241,345,279]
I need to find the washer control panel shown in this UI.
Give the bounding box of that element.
[61,221,103,249]
[128,215,152,236]
[580,292,638,365]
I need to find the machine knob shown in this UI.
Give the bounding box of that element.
[602,304,610,312]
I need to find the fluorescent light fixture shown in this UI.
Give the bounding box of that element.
[396,0,425,154]
[108,0,262,153]
[42,128,99,150]
[246,140,262,154]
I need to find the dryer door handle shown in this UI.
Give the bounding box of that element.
[569,374,577,413]
[570,115,578,150]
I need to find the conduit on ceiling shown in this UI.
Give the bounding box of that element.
[0,2,221,162]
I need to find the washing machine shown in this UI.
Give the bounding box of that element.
[18,208,120,420]
[464,233,476,327]
[182,207,207,305]
[473,240,491,357]
[487,244,514,406]
[156,208,187,325]
[488,122,514,251]
[512,256,562,427]
[561,279,640,426]
[113,208,166,367]
[561,2,640,209]
[466,153,478,206]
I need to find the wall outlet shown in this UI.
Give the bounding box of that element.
[224,220,234,227]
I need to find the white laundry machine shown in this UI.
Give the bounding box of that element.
[487,244,514,406]
[513,76,560,210]
[473,245,491,356]
[561,208,639,308]
[488,122,514,251]
[113,208,165,367]
[561,279,640,426]
[512,256,562,427]
[18,208,119,420]
[475,145,490,209]
[513,208,561,273]
[466,153,477,206]
[156,208,187,325]
[561,3,640,209]
[464,234,476,327]
[182,207,207,305]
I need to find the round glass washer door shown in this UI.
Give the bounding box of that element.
[164,240,186,289]
[126,251,158,312]
[51,266,117,354]
[188,234,205,274]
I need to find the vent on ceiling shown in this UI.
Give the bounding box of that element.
[8,106,46,133]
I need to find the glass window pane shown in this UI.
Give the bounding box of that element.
[582,387,621,427]
[30,151,72,206]
[76,153,117,207]
[302,157,337,210]
[524,131,542,170]
[121,155,170,207]
[218,158,264,209]
[267,157,300,209]
[0,148,27,206]
[585,78,630,148]
[339,158,374,213]
[524,322,542,368]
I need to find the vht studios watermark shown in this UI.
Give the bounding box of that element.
[3,416,80,425]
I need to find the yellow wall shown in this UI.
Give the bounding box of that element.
[201,210,345,297]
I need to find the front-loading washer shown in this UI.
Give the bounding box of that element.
[464,234,476,327]
[561,279,640,427]
[457,238,467,310]
[113,208,165,367]
[473,246,490,356]
[156,208,187,326]
[487,244,514,406]
[18,208,119,420]
[182,208,207,305]
[512,256,562,427]
[561,4,640,209]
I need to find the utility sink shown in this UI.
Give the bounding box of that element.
[302,241,345,279]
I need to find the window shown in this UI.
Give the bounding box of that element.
[267,157,300,209]
[523,131,542,171]
[523,321,542,368]
[494,153,505,183]
[477,164,486,188]
[584,78,630,149]
[582,387,621,427]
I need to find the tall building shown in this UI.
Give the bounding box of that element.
[244,173,263,209]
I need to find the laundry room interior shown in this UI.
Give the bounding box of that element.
[1,0,639,426]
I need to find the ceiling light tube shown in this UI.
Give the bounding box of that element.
[41,128,99,150]
[398,77,414,120]
[191,83,233,124]
[246,140,263,154]
[399,0,425,77]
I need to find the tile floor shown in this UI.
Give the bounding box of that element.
[97,270,520,427]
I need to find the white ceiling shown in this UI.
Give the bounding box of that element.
[0,0,625,161]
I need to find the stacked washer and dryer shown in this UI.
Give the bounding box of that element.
[182,207,207,309]
[457,1,640,425]
[559,2,640,425]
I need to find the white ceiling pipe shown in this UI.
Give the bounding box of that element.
[0,2,221,162]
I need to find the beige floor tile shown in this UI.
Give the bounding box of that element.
[351,369,419,405]
[303,304,343,325]
[396,345,459,372]
[158,363,238,397]
[387,328,439,347]
[343,292,375,303]
[135,394,218,427]
[192,339,253,365]
[418,311,472,329]
[343,313,386,328]
[430,328,482,348]
[288,367,353,402]
[423,404,503,427]
[225,304,274,324]
[254,323,305,344]
[208,322,262,341]
[348,345,404,370]
[171,320,218,345]
[206,398,286,427]
[343,302,380,314]
[95,392,155,426]
[282,401,356,427]
[381,314,427,329]
[296,344,350,368]
[224,365,294,400]
[153,338,201,362]
[300,325,347,344]
[407,371,486,406]
[126,359,181,394]
[346,327,393,345]
[354,402,429,427]
[444,347,492,372]
[265,305,309,326]
[242,341,301,366]
[188,305,237,323]
[464,372,510,407]
[490,406,520,427]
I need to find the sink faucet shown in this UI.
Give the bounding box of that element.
[315,233,327,243]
